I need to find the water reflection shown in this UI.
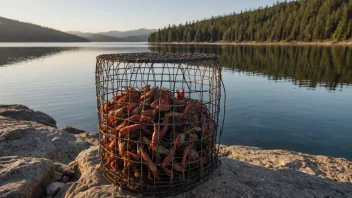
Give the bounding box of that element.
[149,45,352,90]
[0,47,77,67]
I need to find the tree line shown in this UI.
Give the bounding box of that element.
[148,0,352,43]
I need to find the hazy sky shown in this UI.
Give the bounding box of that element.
[0,0,281,32]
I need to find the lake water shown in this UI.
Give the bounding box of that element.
[0,42,351,160]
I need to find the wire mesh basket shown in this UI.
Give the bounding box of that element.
[95,52,225,197]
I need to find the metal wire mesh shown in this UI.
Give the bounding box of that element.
[95,52,224,197]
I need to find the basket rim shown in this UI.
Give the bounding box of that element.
[96,52,219,63]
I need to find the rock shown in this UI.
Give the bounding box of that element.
[219,145,352,183]
[61,126,86,134]
[0,104,56,127]
[54,171,63,182]
[0,104,28,110]
[53,183,73,198]
[61,126,99,146]
[1,105,351,197]
[176,158,352,198]
[61,176,70,183]
[46,182,65,196]
[0,156,54,198]
[65,185,136,198]
[74,132,99,146]
[54,162,67,172]
[63,170,75,178]
[56,146,110,198]
[56,145,352,198]
[0,115,96,164]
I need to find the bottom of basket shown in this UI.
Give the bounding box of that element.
[100,158,221,197]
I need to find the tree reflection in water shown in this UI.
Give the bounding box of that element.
[149,45,352,90]
[0,47,77,67]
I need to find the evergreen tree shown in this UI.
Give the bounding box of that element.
[333,3,350,40]
[148,0,352,43]
[194,30,201,42]
[347,19,352,39]
[156,29,161,42]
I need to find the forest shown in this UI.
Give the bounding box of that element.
[148,0,352,43]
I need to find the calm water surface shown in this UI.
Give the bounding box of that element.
[0,42,351,159]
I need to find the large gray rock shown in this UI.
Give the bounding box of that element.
[61,126,86,134]
[175,158,352,198]
[0,116,95,164]
[61,146,110,198]
[61,126,99,146]
[0,156,55,198]
[74,132,99,147]
[46,182,66,196]
[0,104,56,127]
[219,145,352,183]
[55,145,352,198]
[0,105,99,197]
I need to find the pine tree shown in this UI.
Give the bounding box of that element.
[313,3,326,40]
[347,19,352,39]
[333,3,350,40]
[324,14,333,39]
[148,0,352,43]
[210,27,217,41]
[186,31,192,42]
[155,29,161,42]
[194,30,201,42]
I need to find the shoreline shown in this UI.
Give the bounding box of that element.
[149,41,352,46]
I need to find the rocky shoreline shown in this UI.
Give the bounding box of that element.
[1,105,351,198]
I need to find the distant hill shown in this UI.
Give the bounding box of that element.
[84,34,149,42]
[117,34,150,42]
[149,0,352,42]
[98,28,156,38]
[84,34,121,42]
[68,28,155,42]
[0,16,89,42]
[66,31,93,38]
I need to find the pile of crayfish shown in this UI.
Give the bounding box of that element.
[99,85,217,188]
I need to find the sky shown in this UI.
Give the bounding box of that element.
[0,0,282,33]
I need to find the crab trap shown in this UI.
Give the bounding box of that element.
[95,52,225,197]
